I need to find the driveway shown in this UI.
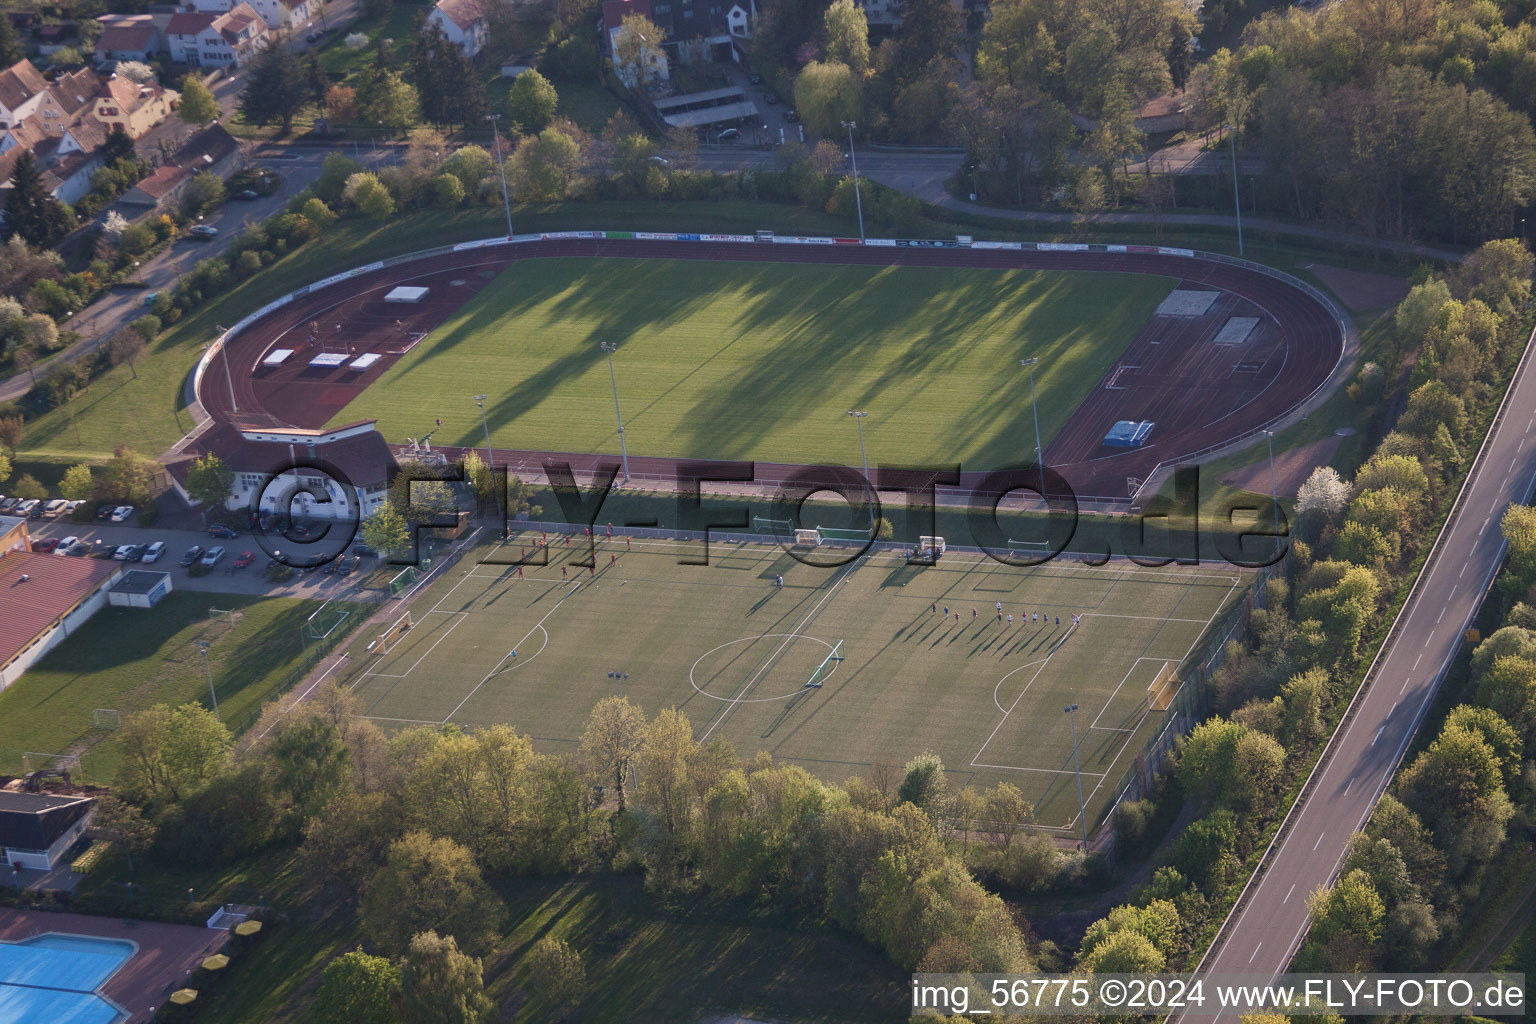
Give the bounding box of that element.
[26,518,376,600]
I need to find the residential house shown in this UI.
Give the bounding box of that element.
[429,0,489,58]
[0,61,51,129]
[601,0,750,84]
[166,11,219,65]
[120,122,244,209]
[194,3,269,67]
[90,74,178,138]
[92,14,162,63]
[192,0,311,32]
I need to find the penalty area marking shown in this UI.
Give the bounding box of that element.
[690,634,839,703]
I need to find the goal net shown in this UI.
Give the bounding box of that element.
[307,598,352,641]
[918,535,946,557]
[804,640,844,689]
[22,752,82,774]
[91,709,121,731]
[816,526,868,545]
[1147,661,1180,711]
[793,528,820,547]
[370,611,413,655]
[754,516,793,536]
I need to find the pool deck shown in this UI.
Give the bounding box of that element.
[0,909,226,1022]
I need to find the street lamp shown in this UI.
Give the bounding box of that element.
[841,120,865,244]
[198,640,219,720]
[473,395,497,513]
[1020,358,1045,500]
[1263,428,1281,543]
[1223,123,1244,256]
[485,113,515,240]
[847,411,874,527]
[211,327,237,415]
[600,343,630,484]
[1065,704,1087,848]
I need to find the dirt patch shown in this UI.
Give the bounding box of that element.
[1302,263,1410,313]
[1220,433,1344,496]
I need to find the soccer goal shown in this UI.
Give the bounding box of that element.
[91,709,121,731]
[918,535,946,557]
[22,752,82,774]
[1006,538,1050,553]
[370,611,413,655]
[754,516,793,536]
[1147,661,1181,711]
[307,598,352,641]
[207,607,241,625]
[804,641,844,689]
[793,528,821,547]
[816,526,868,545]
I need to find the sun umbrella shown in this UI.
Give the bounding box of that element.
[201,954,229,971]
[169,989,198,1005]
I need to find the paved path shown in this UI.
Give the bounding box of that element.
[1187,323,1536,1014]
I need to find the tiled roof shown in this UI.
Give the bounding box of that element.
[172,421,396,490]
[0,551,119,672]
[0,60,47,112]
[434,0,486,31]
[166,11,218,36]
[94,24,158,54]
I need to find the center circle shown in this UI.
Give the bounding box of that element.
[689,633,839,703]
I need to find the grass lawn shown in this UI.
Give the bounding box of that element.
[338,537,1244,831]
[0,593,349,780]
[334,257,1172,467]
[487,74,627,134]
[319,4,428,81]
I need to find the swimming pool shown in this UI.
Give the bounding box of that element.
[0,933,133,1024]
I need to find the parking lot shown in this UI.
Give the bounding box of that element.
[21,517,377,599]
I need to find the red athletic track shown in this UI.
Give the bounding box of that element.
[199,238,1343,502]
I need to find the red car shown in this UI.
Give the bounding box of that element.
[233,550,257,568]
[32,538,59,553]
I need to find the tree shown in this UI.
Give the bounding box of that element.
[507,128,581,201]
[0,413,21,457]
[359,70,421,132]
[272,716,350,819]
[1398,721,1513,873]
[612,13,666,90]
[0,13,23,67]
[241,45,310,133]
[1502,503,1536,583]
[4,151,70,246]
[302,791,406,899]
[60,463,94,501]
[824,0,871,76]
[440,146,493,193]
[0,453,9,488]
[897,751,949,811]
[433,174,465,206]
[507,70,559,132]
[9,473,43,499]
[400,931,495,1024]
[412,22,487,129]
[360,832,505,956]
[1474,655,1536,743]
[325,83,358,124]
[524,936,584,1018]
[182,170,226,216]
[361,503,410,558]
[178,74,220,125]
[315,950,401,1024]
[98,444,160,504]
[1305,869,1385,971]
[794,61,861,137]
[305,50,329,106]
[346,171,396,219]
[90,794,154,869]
[113,703,232,804]
[108,330,146,379]
[579,696,645,812]
[1297,466,1351,522]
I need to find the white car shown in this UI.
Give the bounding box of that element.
[55,535,80,555]
[13,499,39,517]
[141,541,166,563]
[109,505,135,522]
[200,545,226,567]
[113,544,137,561]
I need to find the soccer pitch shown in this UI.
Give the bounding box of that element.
[331,258,1173,468]
[342,535,1245,833]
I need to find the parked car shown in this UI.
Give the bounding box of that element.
[186,225,219,239]
[112,544,136,560]
[208,523,240,538]
[0,497,14,512]
[32,538,59,553]
[306,30,322,41]
[96,505,116,519]
[784,109,799,123]
[748,71,763,85]
[64,499,84,514]
[764,91,780,105]
[200,546,226,567]
[14,499,39,517]
[233,190,259,201]
[338,555,355,576]
[233,550,256,569]
[41,499,69,518]
[142,292,158,308]
[716,127,741,142]
[141,541,166,563]
[55,535,80,555]
[110,505,135,522]
[179,544,203,567]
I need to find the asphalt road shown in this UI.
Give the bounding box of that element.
[1189,325,1536,1007]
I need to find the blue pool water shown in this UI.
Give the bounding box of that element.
[0,933,133,1024]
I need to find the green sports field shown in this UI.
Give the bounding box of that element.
[340,533,1244,833]
[331,259,1173,467]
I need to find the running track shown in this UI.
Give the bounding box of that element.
[196,238,1346,503]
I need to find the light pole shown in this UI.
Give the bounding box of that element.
[473,394,497,514]
[1224,124,1244,256]
[1065,704,1087,848]
[600,343,630,484]
[1263,428,1281,543]
[213,327,237,414]
[1020,358,1046,500]
[841,120,865,244]
[485,113,515,240]
[848,411,874,527]
[198,640,219,720]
